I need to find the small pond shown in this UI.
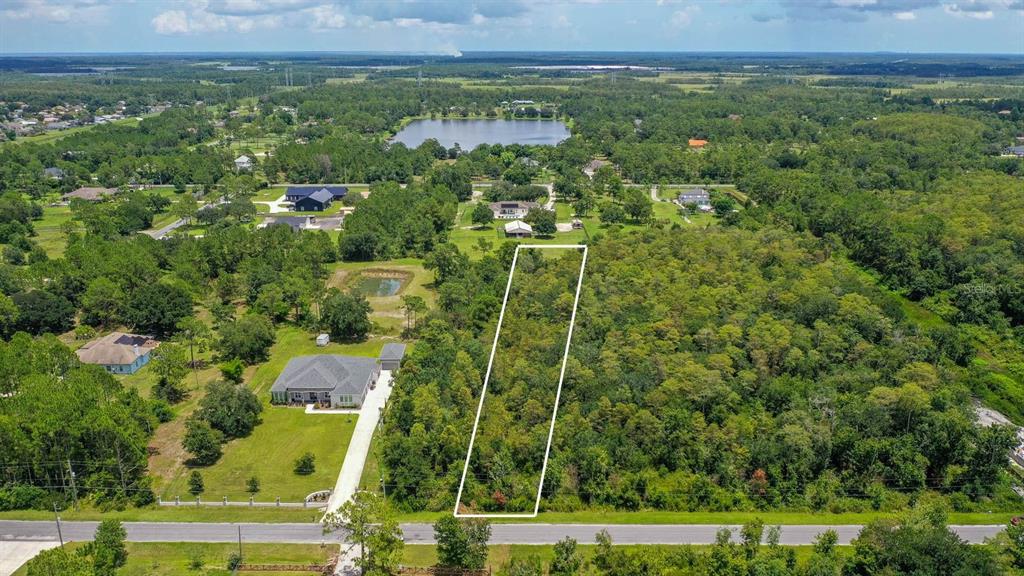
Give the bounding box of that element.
[391,119,570,149]
[355,276,403,297]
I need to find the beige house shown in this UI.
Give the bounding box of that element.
[76,332,159,375]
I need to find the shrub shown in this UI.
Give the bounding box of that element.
[294,452,316,475]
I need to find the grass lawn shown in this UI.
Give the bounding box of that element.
[14,542,337,576]
[401,544,840,570]
[155,325,383,502]
[31,204,77,258]
[0,506,325,523]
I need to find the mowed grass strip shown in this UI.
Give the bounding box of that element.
[14,542,337,576]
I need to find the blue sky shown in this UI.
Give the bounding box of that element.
[2,1,1022,55]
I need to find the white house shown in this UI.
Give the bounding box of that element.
[234,155,253,172]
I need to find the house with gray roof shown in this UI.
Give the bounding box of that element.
[270,355,380,408]
[294,187,334,212]
[678,187,712,211]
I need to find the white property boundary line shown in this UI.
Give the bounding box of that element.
[454,244,589,518]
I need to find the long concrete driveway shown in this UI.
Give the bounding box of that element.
[323,369,394,516]
[0,520,1006,546]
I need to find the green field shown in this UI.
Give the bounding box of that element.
[153,325,385,502]
[13,542,337,576]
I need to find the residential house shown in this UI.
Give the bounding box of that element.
[520,157,540,168]
[583,159,610,179]
[284,185,348,204]
[678,188,712,211]
[688,139,708,149]
[379,343,407,371]
[43,167,65,180]
[490,201,539,220]
[504,220,533,238]
[234,155,253,171]
[63,187,116,202]
[269,350,404,408]
[76,332,159,375]
[1003,145,1024,158]
[293,188,334,212]
[258,215,316,231]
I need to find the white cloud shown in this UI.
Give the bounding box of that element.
[894,10,918,17]
[2,0,109,24]
[944,2,996,17]
[307,4,346,30]
[669,5,700,28]
[152,10,191,35]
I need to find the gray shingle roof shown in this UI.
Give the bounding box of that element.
[380,343,406,361]
[270,355,377,395]
[308,188,333,203]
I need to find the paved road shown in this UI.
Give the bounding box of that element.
[0,521,1006,546]
[143,217,187,239]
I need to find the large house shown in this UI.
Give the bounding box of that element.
[490,201,539,220]
[270,346,406,409]
[76,332,159,375]
[285,185,348,203]
[285,186,347,212]
[678,188,712,211]
[63,187,117,202]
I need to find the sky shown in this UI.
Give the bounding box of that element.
[1,0,1023,55]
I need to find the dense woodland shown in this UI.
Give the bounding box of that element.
[381,229,1019,514]
[0,56,1022,528]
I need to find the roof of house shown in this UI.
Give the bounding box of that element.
[380,343,407,362]
[76,332,159,366]
[286,185,348,199]
[490,201,540,210]
[235,155,251,162]
[584,159,609,171]
[688,139,709,147]
[63,187,116,201]
[262,216,311,231]
[270,355,378,395]
[1005,145,1024,155]
[505,220,533,233]
[679,187,710,198]
[43,167,64,178]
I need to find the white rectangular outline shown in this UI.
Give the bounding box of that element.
[454,244,588,518]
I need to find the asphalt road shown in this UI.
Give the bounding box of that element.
[0,521,1006,546]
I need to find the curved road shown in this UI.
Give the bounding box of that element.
[0,520,1005,546]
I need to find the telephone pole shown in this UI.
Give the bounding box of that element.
[53,503,64,547]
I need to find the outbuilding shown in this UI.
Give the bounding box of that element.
[379,343,406,371]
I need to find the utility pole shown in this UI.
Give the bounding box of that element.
[66,459,78,510]
[53,503,64,547]
[237,526,243,564]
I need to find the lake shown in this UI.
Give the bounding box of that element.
[392,119,570,149]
